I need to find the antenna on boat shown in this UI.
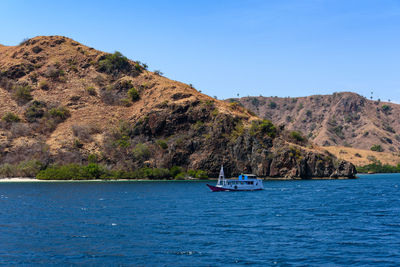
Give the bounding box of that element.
[217,165,225,185]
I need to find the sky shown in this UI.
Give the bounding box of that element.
[1,0,400,102]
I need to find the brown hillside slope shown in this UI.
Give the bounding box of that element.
[322,146,400,166]
[234,93,400,156]
[0,36,355,178]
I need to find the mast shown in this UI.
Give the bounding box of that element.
[217,165,225,185]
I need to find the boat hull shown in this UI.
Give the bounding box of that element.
[207,184,263,192]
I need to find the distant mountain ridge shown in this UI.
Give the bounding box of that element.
[232,92,400,154]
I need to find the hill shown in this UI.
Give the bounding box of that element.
[0,36,355,179]
[232,93,400,166]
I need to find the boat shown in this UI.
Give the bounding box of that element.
[207,166,264,192]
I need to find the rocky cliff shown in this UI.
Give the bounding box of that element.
[0,36,355,178]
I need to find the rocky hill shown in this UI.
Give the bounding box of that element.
[233,92,400,156]
[0,36,355,178]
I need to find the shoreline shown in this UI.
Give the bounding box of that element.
[0,176,358,182]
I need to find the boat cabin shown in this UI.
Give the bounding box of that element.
[226,180,256,185]
[208,167,264,191]
[220,174,262,187]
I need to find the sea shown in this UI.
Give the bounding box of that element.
[0,174,399,266]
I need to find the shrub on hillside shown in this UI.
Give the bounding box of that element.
[187,169,208,179]
[331,125,344,139]
[120,98,132,107]
[2,112,21,123]
[0,160,43,178]
[269,101,277,109]
[370,144,383,152]
[86,86,97,96]
[383,123,395,134]
[13,84,33,104]
[36,163,107,180]
[154,70,163,76]
[73,139,83,148]
[19,37,30,46]
[247,109,256,116]
[297,103,304,111]
[24,100,46,122]
[357,162,400,173]
[97,51,130,75]
[290,131,305,142]
[156,139,168,150]
[251,98,260,107]
[170,166,183,178]
[128,87,140,101]
[381,105,392,114]
[134,63,141,71]
[45,65,65,80]
[229,102,241,110]
[38,80,49,90]
[250,119,277,138]
[133,143,150,161]
[35,163,208,180]
[71,124,101,142]
[49,106,70,122]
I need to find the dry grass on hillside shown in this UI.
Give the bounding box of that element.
[322,146,400,166]
[0,36,259,156]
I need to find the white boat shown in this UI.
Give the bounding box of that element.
[207,166,264,192]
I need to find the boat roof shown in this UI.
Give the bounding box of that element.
[227,178,259,181]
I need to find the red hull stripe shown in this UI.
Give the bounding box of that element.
[206,184,262,192]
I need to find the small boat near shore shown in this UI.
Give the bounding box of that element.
[207,166,264,192]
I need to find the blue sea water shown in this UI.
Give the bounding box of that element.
[0,174,400,266]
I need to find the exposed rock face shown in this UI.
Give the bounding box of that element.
[121,101,356,178]
[0,35,356,178]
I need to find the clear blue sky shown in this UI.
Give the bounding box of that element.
[1,0,400,102]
